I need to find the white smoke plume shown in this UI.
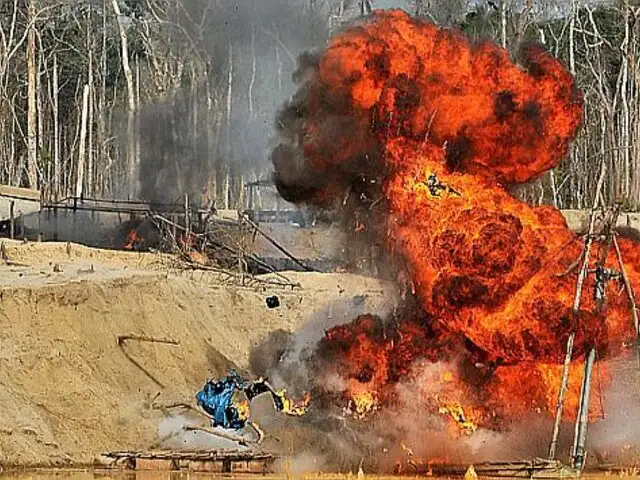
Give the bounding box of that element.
[157,414,251,451]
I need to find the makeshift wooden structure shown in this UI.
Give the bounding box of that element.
[103,449,278,473]
[423,458,576,478]
[548,161,640,472]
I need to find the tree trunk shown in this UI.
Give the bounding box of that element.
[76,84,89,199]
[53,53,60,199]
[620,0,631,201]
[37,35,44,191]
[87,26,95,197]
[569,0,576,75]
[99,0,108,196]
[111,0,137,199]
[26,0,38,189]
[223,42,233,210]
[248,27,256,119]
[500,0,507,49]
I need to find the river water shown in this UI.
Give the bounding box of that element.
[1,471,638,480]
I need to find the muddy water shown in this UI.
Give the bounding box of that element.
[0,472,462,480]
[0,472,636,480]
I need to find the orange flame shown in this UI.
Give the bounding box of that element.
[123,229,140,250]
[347,391,378,418]
[275,390,312,417]
[274,10,640,430]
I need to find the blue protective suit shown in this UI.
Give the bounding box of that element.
[195,370,248,430]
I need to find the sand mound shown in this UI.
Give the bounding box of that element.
[0,240,390,467]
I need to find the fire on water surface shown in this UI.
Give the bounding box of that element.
[271,10,640,436]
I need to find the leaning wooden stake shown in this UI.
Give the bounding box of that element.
[117,334,179,346]
[548,333,575,460]
[548,160,606,460]
[571,347,596,471]
[184,193,191,242]
[9,201,14,239]
[117,335,179,388]
[241,213,316,272]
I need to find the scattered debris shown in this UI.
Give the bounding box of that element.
[266,295,280,308]
[158,370,310,448]
[103,449,278,473]
[241,213,316,272]
[117,334,180,388]
[0,241,30,267]
[116,334,179,346]
[426,173,461,197]
[77,264,95,275]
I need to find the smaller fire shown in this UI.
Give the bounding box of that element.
[178,232,197,249]
[275,390,312,416]
[438,400,478,436]
[234,399,251,421]
[394,444,451,476]
[123,229,141,250]
[116,218,159,251]
[346,391,378,419]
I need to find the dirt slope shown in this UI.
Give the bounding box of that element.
[0,241,390,467]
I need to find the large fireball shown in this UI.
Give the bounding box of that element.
[272,10,639,430]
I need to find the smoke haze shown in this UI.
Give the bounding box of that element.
[135,0,329,206]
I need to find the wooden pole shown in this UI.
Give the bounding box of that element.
[241,213,316,272]
[9,200,14,239]
[184,193,191,240]
[571,347,596,471]
[548,160,606,460]
[548,333,575,460]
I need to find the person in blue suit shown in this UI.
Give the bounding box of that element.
[195,370,251,430]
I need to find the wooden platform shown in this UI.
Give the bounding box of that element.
[103,449,278,473]
[416,458,577,478]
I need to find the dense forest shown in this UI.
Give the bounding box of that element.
[0,0,638,210]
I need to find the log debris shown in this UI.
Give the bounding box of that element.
[117,334,179,388]
[241,213,316,272]
[117,334,179,346]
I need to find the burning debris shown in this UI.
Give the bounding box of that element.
[116,218,161,251]
[267,8,640,465]
[159,370,311,447]
[266,295,281,309]
[437,401,477,436]
[111,208,310,290]
[195,371,311,426]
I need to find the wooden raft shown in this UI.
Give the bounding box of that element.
[103,449,278,473]
[423,458,576,478]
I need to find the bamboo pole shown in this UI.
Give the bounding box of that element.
[548,160,606,460]
[548,333,575,460]
[184,193,191,241]
[241,213,316,272]
[571,348,596,470]
[612,234,640,366]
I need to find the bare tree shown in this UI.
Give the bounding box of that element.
[111,0,137,199]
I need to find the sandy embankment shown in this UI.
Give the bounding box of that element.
[0,240,390,467]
